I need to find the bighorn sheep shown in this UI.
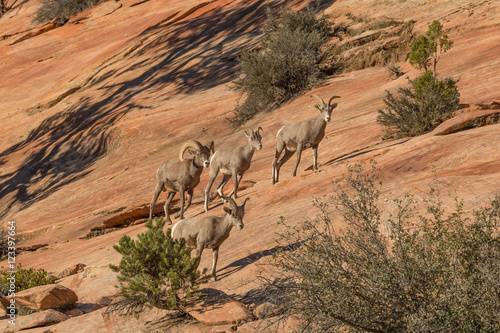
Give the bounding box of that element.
[204,127,263,212]
[149,140,214,224]
[272,95,340,184]
[172,196,249,281]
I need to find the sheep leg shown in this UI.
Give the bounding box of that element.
[272,148,282,185]
[292,145,303,177]
[312,144,319,171]
[211,246,220,281]
[275,149,294,183]
[150,182,163,220]
[177,187,186,220]
[227,174,242,198]
[230,171,240,199]
[163,191,175,224]
[217,174,231,202]
[175,189,193,219]
[204,168,219,212]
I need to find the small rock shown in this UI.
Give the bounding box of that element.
[97,296,113,306]
[75,302,102,314]
[0,284,78,311]
[64,307,84,317]
[133,218,148,225]
[57,263,86,279]
[6,309,68,332]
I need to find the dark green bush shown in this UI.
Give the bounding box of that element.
[377,70,460,137]
[231,7,331,126]
[377,20,459,138]
[34,0,105,24]
[270,162,500,332]
[0,264,54,298]
[109,218,206,317]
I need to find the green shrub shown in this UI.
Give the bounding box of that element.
[109,218,206,317]
[377,70,460,137]
[269,162,500,332]
[408,20,453,78]
[34,0,105,24]
[377,20,459,138]
[230,7,331,126]
[0,264,54,298]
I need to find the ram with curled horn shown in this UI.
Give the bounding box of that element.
[272,94,340,184]
[149,139,214,224]
[204,126,263,212]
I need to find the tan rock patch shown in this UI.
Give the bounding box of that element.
[1,309,68,333]
[0,285,77,311]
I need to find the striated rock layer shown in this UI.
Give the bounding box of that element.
[0,0,499,331]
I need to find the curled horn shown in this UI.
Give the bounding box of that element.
[221,195,237,212]
[256,126,263,133]
[241,197,250,208]
[328,95,341,106]
[179,140,203,161]
[310,94,326,105]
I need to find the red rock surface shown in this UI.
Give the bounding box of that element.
[1,0,500,331]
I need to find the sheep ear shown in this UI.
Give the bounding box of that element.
[314,103,321,111]
[331,103,338,109]
[223,207,231,214]
[243,130,251,138]
[188,149,195,155]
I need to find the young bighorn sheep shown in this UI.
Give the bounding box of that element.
[203,127,263,212]
[272,95,340,184]
[172,196,249,281]
[149,140,214,224]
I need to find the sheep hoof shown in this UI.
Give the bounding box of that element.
[211,276,217,282]
[166,220,172,225]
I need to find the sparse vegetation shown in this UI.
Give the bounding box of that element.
[0,264,54,298]
[386,63,405,79]
[268,162,500,332]
[378,20,460,138]
[1,0,7,18]
[109,218,206,318]
[0,229,8,261]
[408,20,453,80]
[34,0,107,24]
[230,6,332,126]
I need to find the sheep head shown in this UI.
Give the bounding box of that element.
[179,140,213,168]
[243,127,263,151]
[311,95,341,123]
[221,196,249,230]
